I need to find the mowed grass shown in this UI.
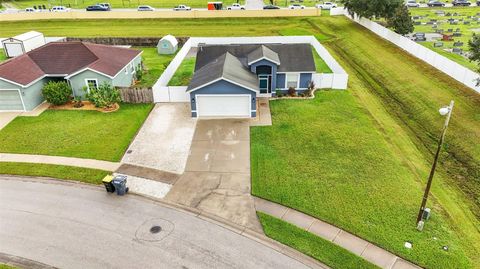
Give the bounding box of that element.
[168,56,196,86]
[0,16,479,268]
[410,6,480,70]
[0,49,6,63]
[312,46,332,73]
[252,92,471,269]
[0,162,109,184]
[258,213,379,269]
[136,47,175,87]
[0,104,153,161]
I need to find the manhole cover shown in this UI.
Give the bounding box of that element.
[126,150,133,154]
[150,225,162,234]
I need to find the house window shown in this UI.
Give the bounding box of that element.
[286,74,299,89]
[130,63,135,73]
[125,68,128,74]
[85,79,98,92]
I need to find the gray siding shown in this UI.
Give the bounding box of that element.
[189,79,256,117]
[112,55,142,87]
[300,73,313,88]
[68,70,112,98]
[276,74,285,89]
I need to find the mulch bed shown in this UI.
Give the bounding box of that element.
[49,101,120,113]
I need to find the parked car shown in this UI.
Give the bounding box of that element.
[86,5,109,11]
[315,2,337,9]
[97,2,111,10]
[452,0,471,5]
[173,4,191,10]
[137,5,155,11]
[289,3,305,9]
[405,0,420,7]
[427,0,445,6]
[227,3,245,9]
[51,6,71,12]
[263,4,280,9]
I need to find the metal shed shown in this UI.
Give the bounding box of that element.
[157,35,178,55]
[2,31,46,58]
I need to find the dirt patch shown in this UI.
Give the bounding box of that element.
[49,101,120,113]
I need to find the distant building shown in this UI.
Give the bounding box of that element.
[157,35,178,55]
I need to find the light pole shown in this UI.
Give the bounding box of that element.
[416,100,454,227]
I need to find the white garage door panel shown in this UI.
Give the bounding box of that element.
[197,95,250,117]
[0,90,24,111]
[4,43,24,58]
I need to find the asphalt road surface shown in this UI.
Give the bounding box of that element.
[0,176,314,269]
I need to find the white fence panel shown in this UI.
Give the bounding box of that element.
[350,15,480,94]
[330,7,347,16]
[154,86,170,102]
[169,86,190,102]
[332,74,348,89]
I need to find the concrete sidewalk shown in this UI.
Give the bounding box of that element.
[0,153,120,171]
[255,197,422,269]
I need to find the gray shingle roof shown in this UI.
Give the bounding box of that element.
[195,43,315,73]
[247,45,280,65]
[187,52,259,92]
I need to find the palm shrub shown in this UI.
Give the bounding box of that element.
[86,82,120,108]
[42,81,72,105]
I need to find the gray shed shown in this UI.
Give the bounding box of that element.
[157,35,178,55]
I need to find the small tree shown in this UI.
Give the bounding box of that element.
[387,5,414,35]
[86,82,120,108]
[340,0,402,19]
[42,81,72,105]
[468,33,480,85]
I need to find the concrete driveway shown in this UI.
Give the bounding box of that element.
[0,176,318,269]
[166,119,262,232]
[121,103,197,174]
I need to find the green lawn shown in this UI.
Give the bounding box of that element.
[312,46,332,73]
[0,264,18,269]
[410,6,480,70]
[168,56,196,86]
[0,104,153,161]
[0,162,109,184]
[0,49,6,63]
[258,213,379,269]
[136,47,175,87]
[0,16,479,268]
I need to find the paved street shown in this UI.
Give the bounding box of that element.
[0,176,318,269]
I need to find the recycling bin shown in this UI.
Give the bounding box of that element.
[111,175,129,196]
[102,175,115,193]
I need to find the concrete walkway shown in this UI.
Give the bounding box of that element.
[0,153,120,171]
[0,112,19,131]
[255,198,422,269]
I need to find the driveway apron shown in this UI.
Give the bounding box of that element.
[165,119,263,233]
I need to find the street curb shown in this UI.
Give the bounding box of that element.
[0,175,329,269]
[0,252,57,269]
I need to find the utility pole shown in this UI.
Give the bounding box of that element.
[416,100,454,226]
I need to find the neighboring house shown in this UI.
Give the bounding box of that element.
[187,43,315,118]
[0,42,142,111]
[1,31,46,58]
[157,35,178,55]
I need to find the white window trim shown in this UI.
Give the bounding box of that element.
[85,78,99,93]
[285,73,300,89]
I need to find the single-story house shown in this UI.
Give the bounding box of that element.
[0,42,142,111]
[187,43,315,118]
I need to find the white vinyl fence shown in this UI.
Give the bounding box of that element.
[153,36,349,102]
[330,8,480,94]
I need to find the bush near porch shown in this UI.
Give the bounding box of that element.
[0,104,153,161]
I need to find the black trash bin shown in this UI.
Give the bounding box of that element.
[102,175,115,193]
[111,175,129,196]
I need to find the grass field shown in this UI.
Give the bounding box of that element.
[0,162,109,184]
[0,16,479,268]
[5,0,325,8]
[0,49,6,63]
[168,56,196,86]
[135,47,175,87]
[410,6,480,70]
[258,213,379,269]
[0,104,153,161]
[312,46,333,73]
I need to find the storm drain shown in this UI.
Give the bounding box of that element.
[150,225,162,234]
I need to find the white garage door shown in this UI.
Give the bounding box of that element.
[4,42,24,58]
[196,95,250,118]
[0,90,24,111]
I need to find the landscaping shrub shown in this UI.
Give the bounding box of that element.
[276,91,284,98]
[305,81,316,97]
[41,81,72,105]
[288,87,296,97]
[86,82,120,108]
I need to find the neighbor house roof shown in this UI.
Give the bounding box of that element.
[247,45,280,66]
[195,43,315,73]
[0,42,142,86]
[187,52,259,92]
